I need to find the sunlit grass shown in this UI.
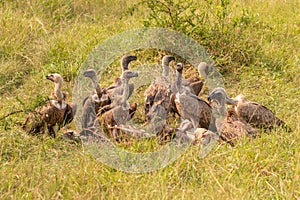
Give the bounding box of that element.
[0,0,299,199]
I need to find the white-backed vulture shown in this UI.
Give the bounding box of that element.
[174,63,212,129]
[207,87,261,146]
[99,70,138,134]
[171,64,204,96]
[22,73,77,137]
[81,93,100,132]
[106,55,137,100]
[144,55,175,122]
[208,87,291,132]
[197,62,224,91]
[231,93,291,132]
[83,69,111,114]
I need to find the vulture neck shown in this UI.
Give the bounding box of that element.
[198,65,208,79]
[122,62,128,73]
[162,63,169,78]
[176,70,183,93]
[212,102,227,136]
[119,67,127,82]
[54,79,64,103]
[121,77,129,106]
[91,75,102,98]
[225,96,238,105]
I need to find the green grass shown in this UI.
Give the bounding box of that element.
[0,0,299,199]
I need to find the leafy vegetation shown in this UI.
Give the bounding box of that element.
[129,0,299,73]
[0,0,299,199]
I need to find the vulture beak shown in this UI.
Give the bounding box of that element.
[83,71,89,77]
[46,74,54,82]
[83,69,96,78]
[207,96,211,102]
[167,56,175,63]
[130,55,137,61]
[131,71,139,78]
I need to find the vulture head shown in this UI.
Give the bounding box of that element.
[208,87,229,117]
[162,55,175,77]
[208,87,227,102]
[176,63,183,73]
[83,68,103,97]
[83,69,97,79]
[46,73,63,84]
[197,62,209,79]
[162,55,175,66]
[208,87,237,106]
[121,55,137,71]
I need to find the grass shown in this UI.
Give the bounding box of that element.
[0,0,299,199]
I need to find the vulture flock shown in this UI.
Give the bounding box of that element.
[22,54,292,147]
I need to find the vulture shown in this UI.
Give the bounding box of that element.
[197,62,210,79]
[83,69,111,113]
[173,119,217,148]
[171,64,204,96]
[173,119,195,144]
[99,70,138,137]
[174,63,212,129]
[144,55,175,122]
[22,73,77,137]
[106,55,137,100]
[186,76,204,96]
[197,62,224,91]
[81,93,100,132]
[218,90,292,132]
[208,87,259,146]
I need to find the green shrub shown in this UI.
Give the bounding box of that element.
[127,0,281,73]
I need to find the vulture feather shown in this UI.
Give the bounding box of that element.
[232,94,291,132]
[106,55,137,100]
[83,69,111,114]
[207,88,261,146]
[144,55,175,122]
[174,63,212,129]
[22,73,77,137]
[99,70,138,135]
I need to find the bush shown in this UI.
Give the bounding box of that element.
[127,0,271,73]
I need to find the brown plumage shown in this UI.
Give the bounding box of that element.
[99,102,137,118]
[171,71,203,96]
[99,70,138,137]
[22,73,77,137]
[217,119,256,146]
[186,76,204,96]
[175,93,212,129]
[174,63,212,129]
[208,87,261,146]
[226,106,258,136]
[81,93,100,131]
[106,55,137,100]
[197,62,224,91]
[144,55,175,122]
[83,69,111,107]
[232,94,292,132]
